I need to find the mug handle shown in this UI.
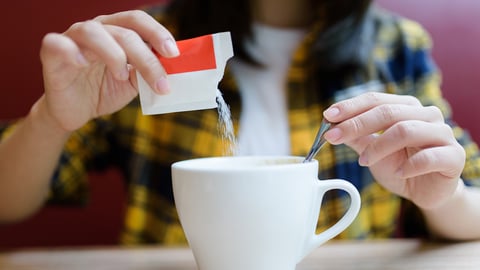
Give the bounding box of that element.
[298,179,361,260]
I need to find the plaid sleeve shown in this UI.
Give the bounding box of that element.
[382,15,480,185]
[48,116,115,205]
[376,14,480,237]
[0,116,115,206]
[404,21,480,184]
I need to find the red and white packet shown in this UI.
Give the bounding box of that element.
[137,32,233,115]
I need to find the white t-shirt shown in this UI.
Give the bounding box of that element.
[230,23,306,156]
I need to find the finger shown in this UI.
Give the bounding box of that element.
[358,121,455,166]
[40,33,88,70]
[94,10,179,58]
[128,64,139,90]
[40,33,89,67]
[343,133,378,155]
[397,145,465,179]
[64,20,129,81]
[324,104,444,145]
[104,25,169,94]
[324,92,422,123]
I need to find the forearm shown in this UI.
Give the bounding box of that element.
[421,179,480,241]
[0,96,70,222]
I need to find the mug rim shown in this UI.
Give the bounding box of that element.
[171,155,316,171]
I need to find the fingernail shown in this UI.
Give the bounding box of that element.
[76,53,89,66]
[395,167,404,178]
[155,76,170,94]
[324,107,340,119]
[324,127,342,143]
[163,38,179,57]
[118,65,130,81]
[359,153,369,166]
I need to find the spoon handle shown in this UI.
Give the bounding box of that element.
[303,119,332,163]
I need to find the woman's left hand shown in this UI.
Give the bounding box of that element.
[323,92,465,210]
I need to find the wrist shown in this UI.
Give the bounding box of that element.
[422,179,465,211]
[27,95,72,140]
[420,179,465,221]
[420,179,480,240]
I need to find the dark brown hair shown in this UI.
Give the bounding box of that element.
[166,0,253,61]
[166,0,373,66]
[165,0,374,98]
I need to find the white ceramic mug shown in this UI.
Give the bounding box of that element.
[172,156,361,270]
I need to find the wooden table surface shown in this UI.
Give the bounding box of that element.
[0,239,478,269]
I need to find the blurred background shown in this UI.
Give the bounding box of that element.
[0,0,479,248]
[0,0,160,249]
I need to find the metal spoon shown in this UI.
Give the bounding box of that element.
[303,118,332,163]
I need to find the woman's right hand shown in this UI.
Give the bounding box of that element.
[38,10,179,132]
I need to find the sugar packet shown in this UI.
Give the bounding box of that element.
[137,32,234,115]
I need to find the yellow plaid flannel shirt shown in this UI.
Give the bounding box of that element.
[3,6,479,245]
